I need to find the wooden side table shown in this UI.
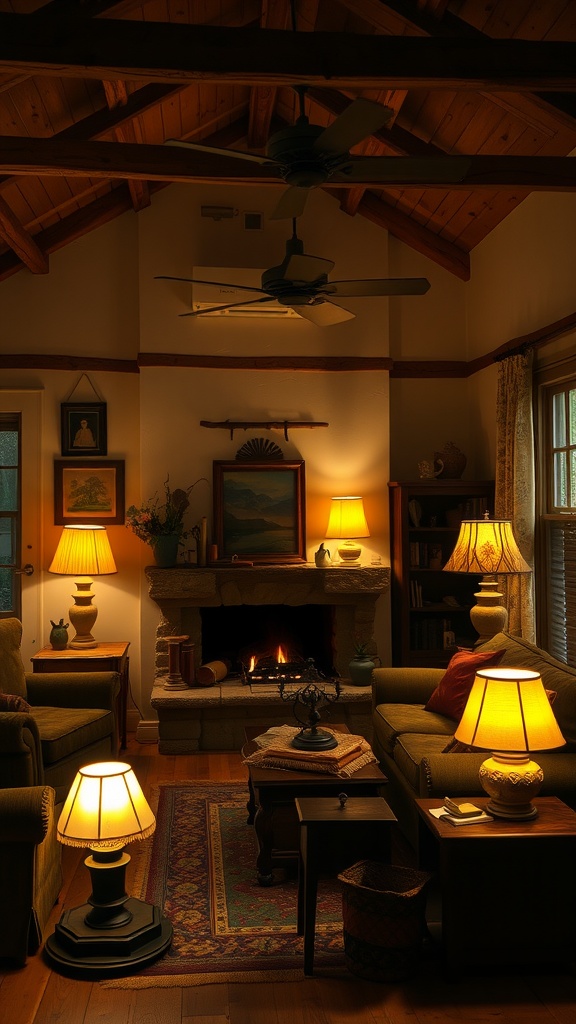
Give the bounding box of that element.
[295,795,397,976]
[31,642,130,750]
[416,796,576,971]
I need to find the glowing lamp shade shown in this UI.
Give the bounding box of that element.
[45,762,172,976]
[49,525,117,649]
[455,667,565,820]
[443,516,531,644]
[325,496,370,565]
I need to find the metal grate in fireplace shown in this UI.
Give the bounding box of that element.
[200,604,336,678]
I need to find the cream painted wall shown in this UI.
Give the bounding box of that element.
[3,181,573,730]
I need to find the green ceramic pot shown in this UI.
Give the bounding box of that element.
[348,655,376,686]
[151,534,180,568]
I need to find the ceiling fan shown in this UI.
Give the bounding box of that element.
[166,85,395,221]
[156,222,430,327]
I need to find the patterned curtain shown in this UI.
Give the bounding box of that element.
[495,352,535,640]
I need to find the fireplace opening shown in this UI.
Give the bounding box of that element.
[200,604,336,678]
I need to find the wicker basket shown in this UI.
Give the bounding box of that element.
[338,860,432,982]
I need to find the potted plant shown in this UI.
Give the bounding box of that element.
[126,476,206,566]
[348,636,379,686]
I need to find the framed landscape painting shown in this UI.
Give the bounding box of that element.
[213,460,306,564]
[54,460,125,525]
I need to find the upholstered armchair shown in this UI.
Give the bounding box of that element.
[0,785,62,966]
[0,618,121,799]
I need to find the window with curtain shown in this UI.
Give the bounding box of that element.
[0,414,21,618]
[537,371,576,665]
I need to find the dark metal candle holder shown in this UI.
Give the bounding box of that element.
[278,660,341,750]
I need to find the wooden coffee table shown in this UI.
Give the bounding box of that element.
[416,796,576,971]
[242,724,387,885]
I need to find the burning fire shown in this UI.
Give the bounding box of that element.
[277,645,288,663]
[249,655,256,673]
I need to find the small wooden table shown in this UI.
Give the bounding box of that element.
[31,642,130,750]
[416,796,576,971]
[295,794,397,976]
[242,724,387,886]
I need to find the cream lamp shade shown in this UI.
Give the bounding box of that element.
[325,496,370,565]
[455,667,565,820]
[49,524,117,649]
[57,761,156,851]
[443,516,531,644]
[45,761,172,975]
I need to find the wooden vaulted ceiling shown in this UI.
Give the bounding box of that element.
[0,0,575,286]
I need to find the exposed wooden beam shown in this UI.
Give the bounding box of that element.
[0,138,573,190]
[102,79,151,212]
[247,0,292,150]
[1,18,575,91]
[356,190,470,280]
[137,355,394,371]
[0,195,48,273]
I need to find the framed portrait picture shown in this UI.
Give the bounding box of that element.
[213,460,306,564]
[61,402,107,456]
[54,460,125,525]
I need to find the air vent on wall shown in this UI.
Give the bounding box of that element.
[191,267,301,318]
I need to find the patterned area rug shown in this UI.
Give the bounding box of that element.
[104,781,345,988]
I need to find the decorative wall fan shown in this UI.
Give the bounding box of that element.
[156,223,430,327]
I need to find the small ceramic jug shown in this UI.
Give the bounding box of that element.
[315,542,331,567]
[49,618,69,650]
[418,458,443,479]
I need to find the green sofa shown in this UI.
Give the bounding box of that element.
[0,618,121,798]
[0,786,62,966]
[372,632,576,849]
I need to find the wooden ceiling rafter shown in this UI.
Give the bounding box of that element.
[102,78,150,213]
[1,18,576,91]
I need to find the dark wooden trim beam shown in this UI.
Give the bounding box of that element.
[1,19,575,91]
[0,354,138,372]
[0,139,574,191]
[137,355,394,371]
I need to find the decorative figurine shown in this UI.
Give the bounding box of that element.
[315,542,331,567]
[49,618,69,650]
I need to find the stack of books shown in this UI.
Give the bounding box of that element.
[430,798,494,826]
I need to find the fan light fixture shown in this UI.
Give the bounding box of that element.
[49,525,117,649]
[455,668,565,820]
[442,515,531,644]
[44,761,172,975]
[325,496,370,566]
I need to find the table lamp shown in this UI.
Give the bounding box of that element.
[325,496,370,565]
[455,667,565,820]
[49,524,117,648]
[442,514,531,643]
[44,761,172,975]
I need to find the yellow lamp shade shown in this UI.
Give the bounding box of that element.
[443,519,531,576]
[456,667,565,752]
[325,496,370,540]
[49,525,117,576]
[57,761,155,850]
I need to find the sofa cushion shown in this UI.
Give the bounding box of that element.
[394,733,453,792]
[477,632,576,749]
[30,707,113,767]
[0,692,31,712]
[373,702,455,756]
[424,648,505,721]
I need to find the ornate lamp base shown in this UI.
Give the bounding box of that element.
[479,752,543,820]
[292,726,338,750]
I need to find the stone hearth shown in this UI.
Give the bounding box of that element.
[146,565,389,752]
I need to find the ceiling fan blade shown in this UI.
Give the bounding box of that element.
[293,300,355,327]
[324,278,431,297]
[337,156,473,185]
[269,186,310,221]
[179,296,275,318]
[165,139,273,166]
[156,275,266,295]
[313,98,393,155]
[285,254,335,282]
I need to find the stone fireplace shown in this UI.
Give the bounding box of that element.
[146,564,389,751]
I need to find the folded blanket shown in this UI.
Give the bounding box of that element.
[243,724,378,777]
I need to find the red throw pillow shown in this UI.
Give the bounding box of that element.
[424,648,505,722]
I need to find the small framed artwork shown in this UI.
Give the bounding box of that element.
[213,460,306,564]
[61,402,107,456]
[54,459,125,525]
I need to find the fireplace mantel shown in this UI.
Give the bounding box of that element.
[145,564,390,680]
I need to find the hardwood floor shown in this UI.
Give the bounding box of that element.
[2,735,576,1024]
